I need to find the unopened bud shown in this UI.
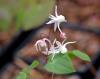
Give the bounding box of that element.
[60,32,66,39]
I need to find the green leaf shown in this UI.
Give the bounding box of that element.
[0,19,9,31]
[67,51,76,59]
[16,60,39,79]
[15,0,55,31]
[71,50,91,62]
[16,72,27,79]
[16,67,30,79]
[44,53,75,74]
[0,7,11,31]
[30,60,39,68]
[23,0,55,30]
[15,7,25,31]
[0,0,55,31]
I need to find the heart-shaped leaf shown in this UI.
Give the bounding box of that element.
[44,53,75,74]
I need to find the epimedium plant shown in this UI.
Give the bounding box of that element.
[16,5,91,79]
[44,50,91,74]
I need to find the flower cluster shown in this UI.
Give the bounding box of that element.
[35,6,76,60]
[35,38,76,60]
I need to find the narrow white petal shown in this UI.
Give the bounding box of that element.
[57,22,62,33]
[54,22,57,32]
[55,5,58,17]
[49,15,56,19]
[46,20,55,24]
[64,41,76,47]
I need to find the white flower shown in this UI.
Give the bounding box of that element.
[48,39,76,60]
[35,38,76,60]
[55,39,76,54]
[34,38,51,55]
[34,38,60,60]
[46,6,66,33]
[48,39,60,60]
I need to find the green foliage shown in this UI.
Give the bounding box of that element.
[16,60,39,79]
[0,7,11,31]
[44,50,91,74]
[30,60,39,68]
[70,50,91,61]
[22,0,55,30]
[44,53,75,74]
[16,72,27,79]
[0,0,55,31]
[16,50,91,77]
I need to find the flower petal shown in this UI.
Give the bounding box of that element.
[49,15,56,19]
[64,41,76,47]
[55,5,58,17]
[54,22,57,31]
[57,22,62,33]
[43,38,51,45]
[46,20,55,24]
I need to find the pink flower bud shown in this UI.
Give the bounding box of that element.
[60,32,66,39]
